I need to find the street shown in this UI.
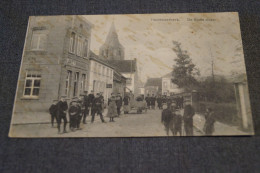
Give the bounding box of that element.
[10,109,203,137]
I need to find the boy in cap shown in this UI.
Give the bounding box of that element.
[49,99,58,127]
[91,93,105,123]
[69,97,81,131]
[56,96,68,133]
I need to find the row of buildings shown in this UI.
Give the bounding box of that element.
[144,72,183,96]
[14,16,138,112]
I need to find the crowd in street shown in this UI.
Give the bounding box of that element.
[161,100,216,136]
[49,91,127,134]
[49,91,216,135]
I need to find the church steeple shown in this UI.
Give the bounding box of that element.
[99,23,125,60]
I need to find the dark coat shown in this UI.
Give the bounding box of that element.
[92,97,103,110]
[83,95,90,107]
[123,96,130,105]
[116,96,123,107]
[161,108,173,124]
[69,103,81,117]
[204,111,215,135]
[150,97,156,105]
[57,101,68,117]
[183,105,195,121]
[88,94,95,106]
[49,104,57,116]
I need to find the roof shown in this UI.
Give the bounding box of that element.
[106,59,136,73]
[162,72,173,78]
[89,51,114,69]
[101,22,124,49]
[145,78,162,88]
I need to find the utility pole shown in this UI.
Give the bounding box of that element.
[209,46,215,84]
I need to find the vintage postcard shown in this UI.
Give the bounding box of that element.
[9,12,254,137]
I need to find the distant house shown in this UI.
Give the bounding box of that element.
[161,72,183,96]
[144,78,162,96]
[106,59,138,95]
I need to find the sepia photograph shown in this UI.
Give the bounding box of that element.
[9,12,254,137]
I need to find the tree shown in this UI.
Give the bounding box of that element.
[171,41,200,91]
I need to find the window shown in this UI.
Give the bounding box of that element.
[31,30,47,50]
[69,32,76,53]
[107,68,109,77]
[98,64,101,75]
[23,73,41,98]
[163,81,168,89]
[77,36,82,56]
[102,66,105,76]
[94,62,97,73]
[84,39,88,57]
[73,72,79,96]
[65,71,72,96]
[80,74,86,94]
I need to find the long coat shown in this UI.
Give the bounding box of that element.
[203,111,215,135]
[107,97,117,118]
[56,101,68,118]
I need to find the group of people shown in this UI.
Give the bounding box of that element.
[161,101,216,136]
[49,91,126,134]
[145,94,184,110]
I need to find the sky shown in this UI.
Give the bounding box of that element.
[84,12,246,82]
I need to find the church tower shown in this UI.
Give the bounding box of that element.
[99,22,125,60]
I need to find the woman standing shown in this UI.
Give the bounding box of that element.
[107,93,117,122]
[203,107,216,135]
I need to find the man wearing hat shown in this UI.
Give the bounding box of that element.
[69,97,81,131]
[161,102,175,136]
[116,93,123,116]
[183,101,195,136]
[82,91,89,124]
[91,93,105,123]
[49,99,58,127]
[56,96,68,133]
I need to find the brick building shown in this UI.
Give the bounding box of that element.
[14,16,93,112]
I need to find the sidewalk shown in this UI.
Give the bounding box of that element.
[193,113,253,135]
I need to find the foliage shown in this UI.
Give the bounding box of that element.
[171,41,200,91]
[198,76,236,103]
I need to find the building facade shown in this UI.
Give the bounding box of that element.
[161,72,183,96]
[87,51,114,102]
[14,16,93,112]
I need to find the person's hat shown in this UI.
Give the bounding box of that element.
[84,91,88,93]
[96,93,100,95]
[79,94,85,96]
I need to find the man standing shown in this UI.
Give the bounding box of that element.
[183,103,195,136]
[161,102,175,136]
[68,97,81,131]
[150,94,156,109]
[91,93,105,123]
[123,94,130,114]
[49,100,58,127]
[145,94,151,109]
[88,90,95,116]
[82,91,90,124]
[100,92,105,114]
[116,93,123,116]
[56,96,68,134]
[157,95,162,110]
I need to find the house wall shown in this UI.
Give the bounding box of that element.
[14,16,92,112]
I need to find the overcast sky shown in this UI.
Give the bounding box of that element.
[84,12,246,82]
